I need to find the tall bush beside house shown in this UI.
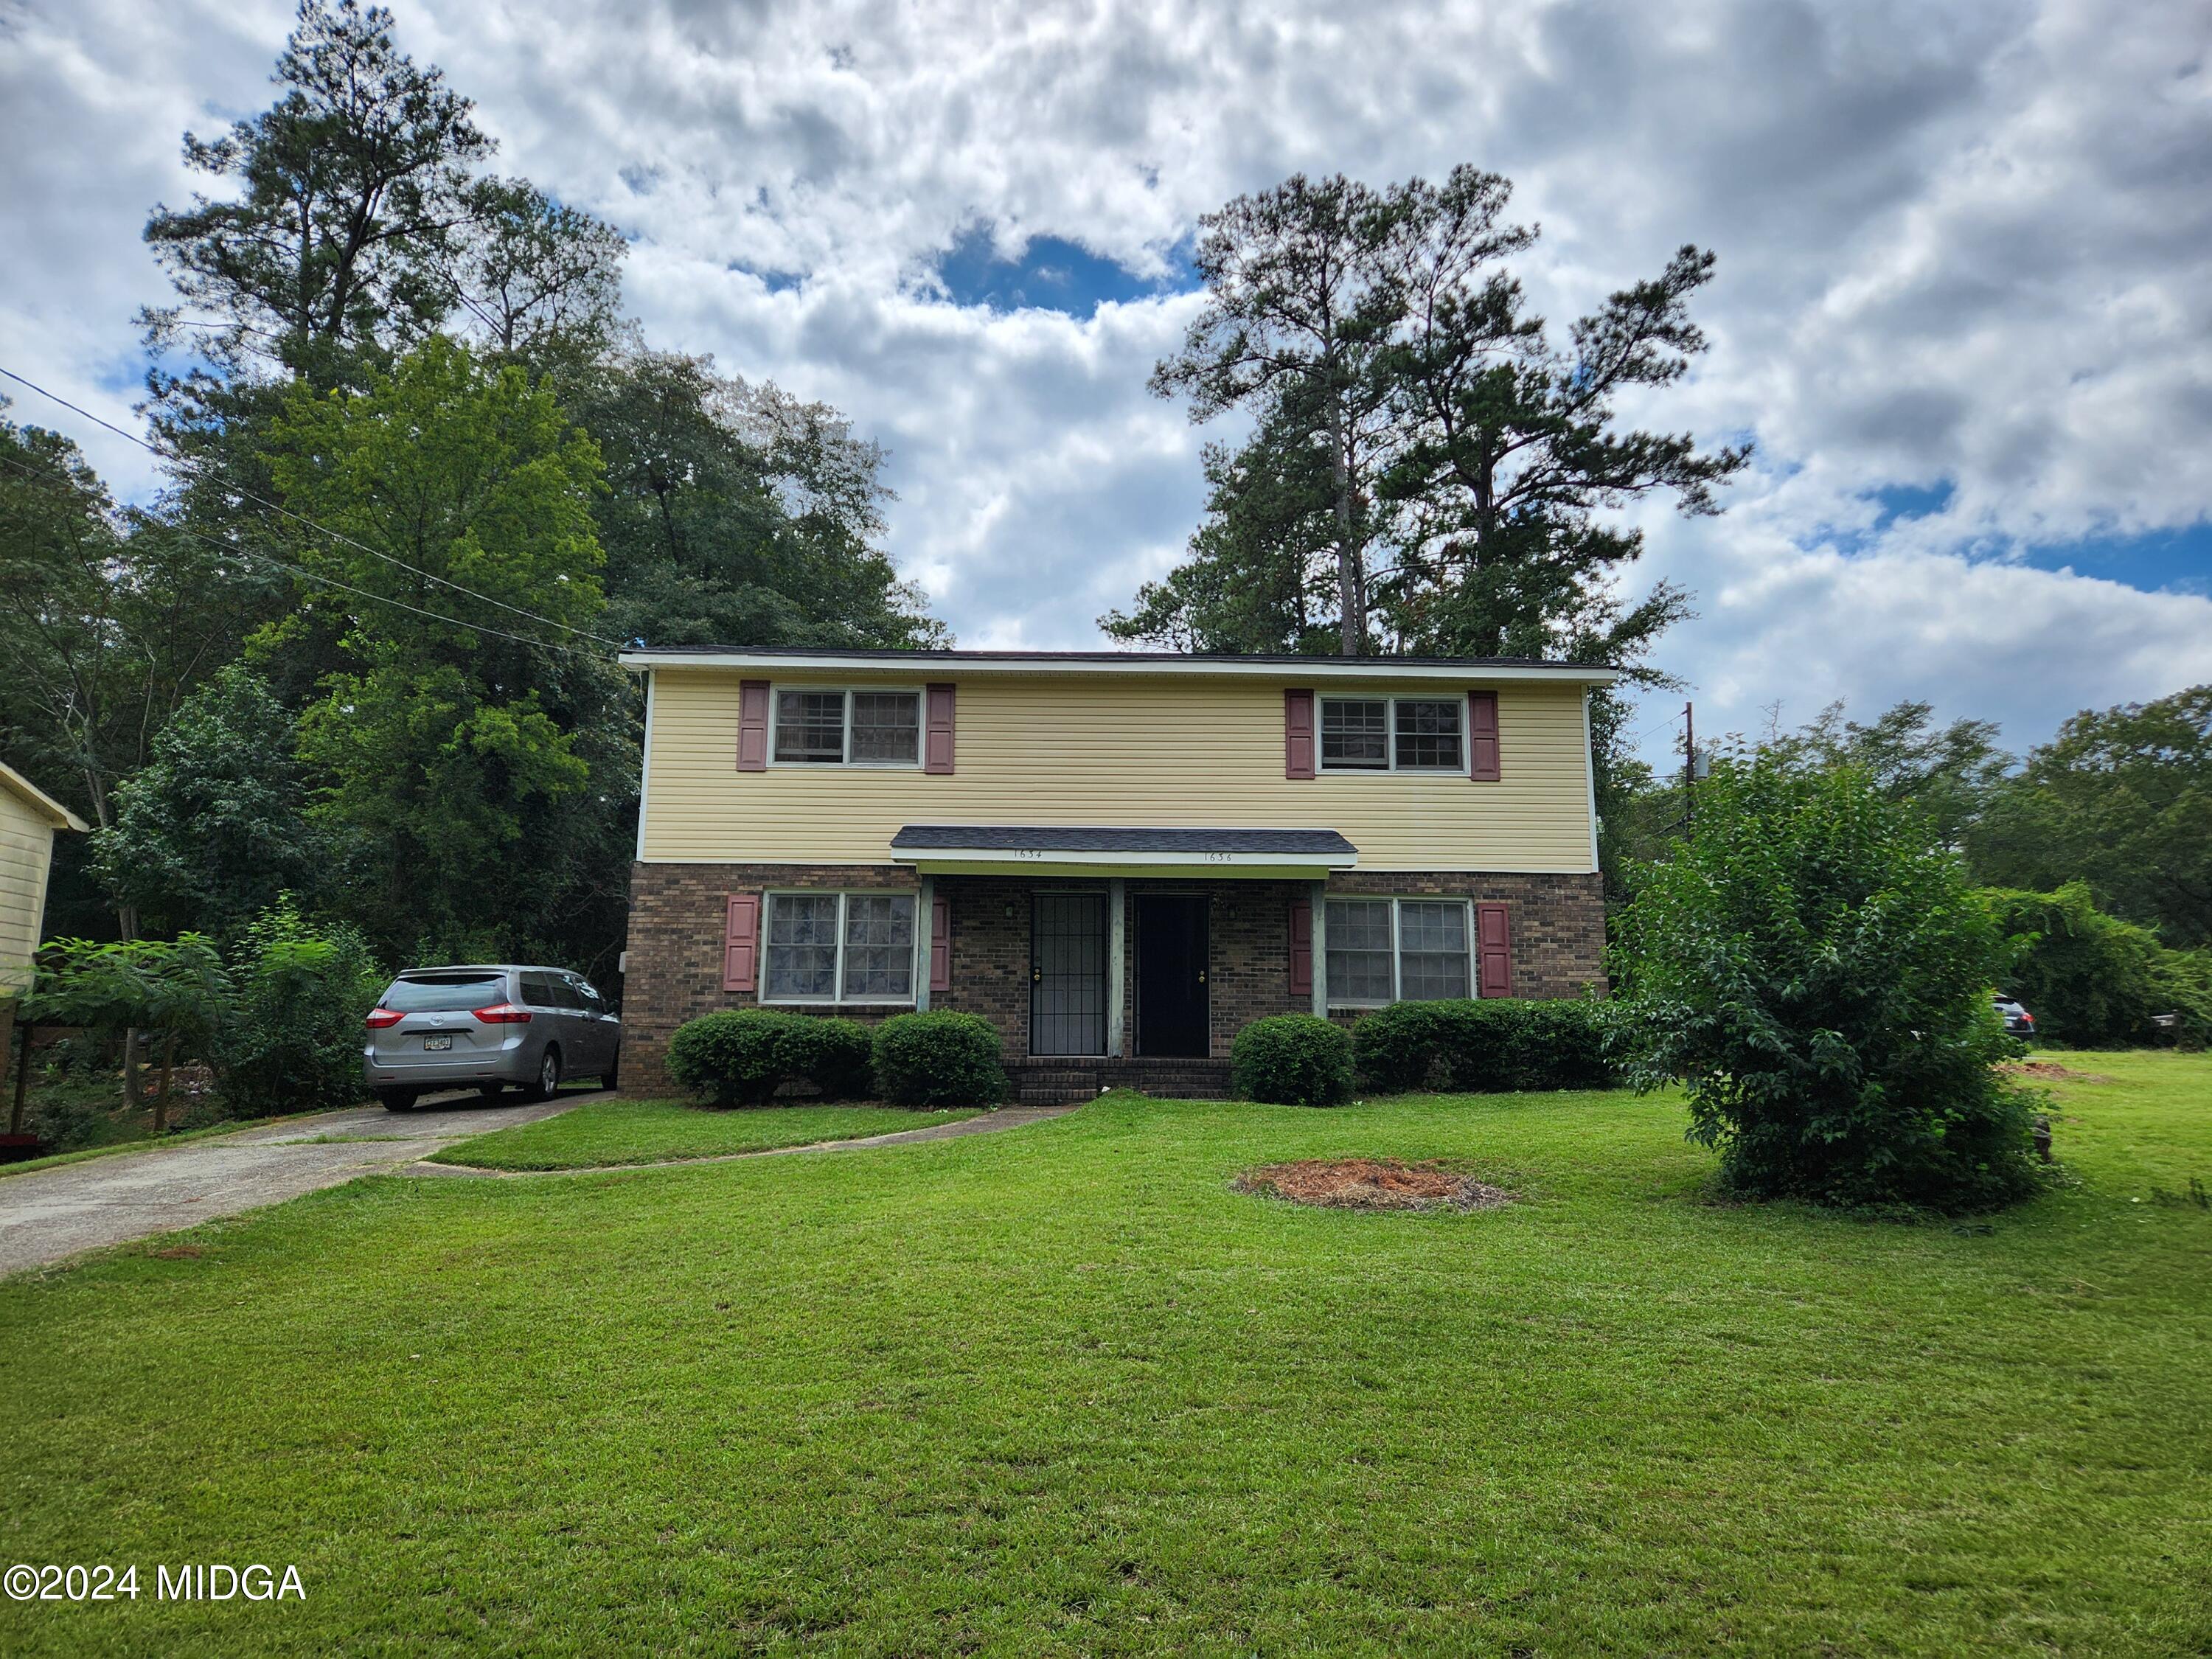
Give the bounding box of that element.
[216,901,385,1117]
[24,936,232,1130]
[1610,756,2041,1211]
[872,1012,1007,1108]
[1232,1015,1354,1106]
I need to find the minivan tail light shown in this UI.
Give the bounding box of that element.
[365,1008,404,1029]
[472,1004,532,1024]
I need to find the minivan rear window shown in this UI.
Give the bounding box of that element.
[382,975,507,1012]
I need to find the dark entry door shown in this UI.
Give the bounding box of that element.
[1135,894,1209,1057]
[1031,892,1107,1056]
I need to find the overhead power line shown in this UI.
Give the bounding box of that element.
[0,450,610,662]
[0,364,622,651]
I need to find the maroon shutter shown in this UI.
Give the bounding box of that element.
[930,895,951,992]
[736,680,771,771]
[724,893,762,992]
[1288,897,1313,997]
[1468,689,1500,782]
[924,683,956,774]
[1285,688,1316,779]
[1475,902,1512,998]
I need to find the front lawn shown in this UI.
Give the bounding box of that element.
[428,1097,986,1171]
[2,1054,2208,1655]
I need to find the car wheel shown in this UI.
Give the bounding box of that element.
[532,1048,560,1102]
[378,1088,420,1113]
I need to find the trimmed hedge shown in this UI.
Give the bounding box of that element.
[1231,1014,1354,1106]
[872,1012,1007,1108]
[665,1009,873,1107]
[1351,998,1614,1095]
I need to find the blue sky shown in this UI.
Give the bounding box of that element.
[3,0,2208,767]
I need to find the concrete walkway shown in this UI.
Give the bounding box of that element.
[0,1098,1080,1274]
[0,1093,581,1276]
[407,1101,1079,1178]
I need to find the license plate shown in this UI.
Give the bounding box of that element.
[422,1034,452,1051]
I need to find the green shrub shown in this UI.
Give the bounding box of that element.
[779,1016,874,1100]
[666,1009,874,1107]
[1350,998,1613,1094]
[1611,755,2040,1212]
[872,1012,1006,1108]
[1231,1015,1354,1106]
[216,901,384,1116]
[1985,883,2212,1046]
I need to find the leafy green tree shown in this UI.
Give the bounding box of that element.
[1969,686,2212,947]
[261,334,627,965]
[91,664,333,939]
[1986,883,2212,1046]
[1772,700,2011,849]
[24,936,232,1128]
[566,346,942,650]
[1610,755,2040,1211]
[437,177,627,370]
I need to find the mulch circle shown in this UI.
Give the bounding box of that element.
[2003,1061,2117,1084]
[1235,1158,1514,1213]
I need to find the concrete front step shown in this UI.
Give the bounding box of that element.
[1010,1059,1235,1103]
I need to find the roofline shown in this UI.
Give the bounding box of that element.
[617,647,1619,685]
[0,759,90,832]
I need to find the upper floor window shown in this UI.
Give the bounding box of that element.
[1319,697,1464,772]
[772,688,920,766]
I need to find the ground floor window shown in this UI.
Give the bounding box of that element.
[1324,897,1473,1006]
[762,891,917,1004]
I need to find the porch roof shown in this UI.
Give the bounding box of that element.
[889,824,1357,876]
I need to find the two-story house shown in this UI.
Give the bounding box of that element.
[619,648,1615,1099]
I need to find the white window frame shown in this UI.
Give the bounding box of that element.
[766,685,925,769]
[759,891,921,1006]
[1318,695,1467,773]
[1324,896,1478,1007]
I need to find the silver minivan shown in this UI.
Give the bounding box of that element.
[364,964,622,1110]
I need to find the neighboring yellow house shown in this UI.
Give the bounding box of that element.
[620,649,1615,1099]
[0,759,90,995]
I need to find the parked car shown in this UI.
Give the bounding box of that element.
[1994,994,2036,1040]
[364,965,621,1110]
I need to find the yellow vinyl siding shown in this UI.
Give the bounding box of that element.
[0,786,60,992]
[641,669,1596,873]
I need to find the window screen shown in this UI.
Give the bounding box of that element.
[1325,899,1395,1003]
[1394,700,1464,770]
[1321,699,1389,768]
[841,894,917,999]
[1397,902,1470,1000]
[848,692,920,764]
[774,692,846,763]
[765,894,841,998]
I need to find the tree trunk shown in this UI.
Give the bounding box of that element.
[3,1000,22,1135]
[122,1027,143,1110]
[1332,407,1361,654]
[154,1032,177,1135]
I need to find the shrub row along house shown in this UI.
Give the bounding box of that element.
[619,649,1614,1100]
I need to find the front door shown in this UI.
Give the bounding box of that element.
[1135,894,1210,1057]
[1031,892,1107,1056]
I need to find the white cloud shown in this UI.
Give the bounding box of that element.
[3,0,2208,757]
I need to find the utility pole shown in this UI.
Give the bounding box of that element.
[1683,701,1696,831]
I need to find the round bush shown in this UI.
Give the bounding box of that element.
[1232,1015,1354,1106]
[871,1012,1006,1108]
[666,1009,872,1107]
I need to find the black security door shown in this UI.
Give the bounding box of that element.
[1135,894,1210,1057]
[1031,892,1107,1056]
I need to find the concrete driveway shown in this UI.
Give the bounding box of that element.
[0,1092,582,1277]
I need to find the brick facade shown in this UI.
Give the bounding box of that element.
[621,862,1607,1093]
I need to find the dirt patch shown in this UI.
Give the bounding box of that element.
[1236,1158,1514,1213]
[2003,1061,2116,1084]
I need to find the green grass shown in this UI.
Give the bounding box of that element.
[425,1096,986,1170]
[2,1052,2208,1655]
